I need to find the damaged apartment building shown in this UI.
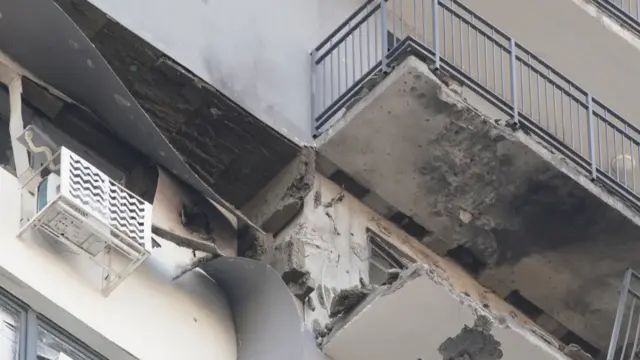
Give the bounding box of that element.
[4,0,640,359]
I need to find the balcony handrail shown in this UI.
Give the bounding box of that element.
[607,268,640,360]
[310,0,640,213]
[590,0,640,37]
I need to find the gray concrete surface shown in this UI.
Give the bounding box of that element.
[318,55,640,352]
[323,265,570,360]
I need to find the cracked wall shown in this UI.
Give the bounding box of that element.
[274,172,577,360]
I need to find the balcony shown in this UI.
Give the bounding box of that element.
[312,0,640,354]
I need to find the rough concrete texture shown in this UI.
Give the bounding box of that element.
[241,146,316,233]
[275,176,376,328]
[438,316,503,360]
[322,263,570,360]
[318,55,640,352]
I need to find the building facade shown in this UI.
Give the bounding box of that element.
[0,0,639,359]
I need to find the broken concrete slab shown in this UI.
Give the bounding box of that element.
[322,263,571,360]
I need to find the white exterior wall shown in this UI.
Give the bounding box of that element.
[0,168,237,360]
[84,0,366,144]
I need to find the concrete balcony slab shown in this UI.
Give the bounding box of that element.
[317,55,640,353]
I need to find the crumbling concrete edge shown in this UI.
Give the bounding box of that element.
[320,262,567,359]
[241,146,316,232]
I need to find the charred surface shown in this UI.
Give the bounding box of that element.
[55,0,299,208]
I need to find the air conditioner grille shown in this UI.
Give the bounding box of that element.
[67,153,148,246]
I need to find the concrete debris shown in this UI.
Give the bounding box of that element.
[323,190,345,209]
[329,284,376,318]
[283,269,315,301]
[284,146,316,208]
[238,226,274,260]
[438,315,503,360]
[306,295,316,312]
[314,190,322,208]
[312,319,328,340]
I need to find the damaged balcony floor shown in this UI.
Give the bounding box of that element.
[322,265,566,360]
[317,56,640,354]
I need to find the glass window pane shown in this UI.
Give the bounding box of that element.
[37,326,93,360]
[0,303,18,360]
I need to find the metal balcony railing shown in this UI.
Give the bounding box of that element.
[608,269,640,360]
[310,0,640,211]
[590,0,640,36]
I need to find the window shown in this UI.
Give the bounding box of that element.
[0,288,106,360]
[0,301,18,360]
[367,229,408,285]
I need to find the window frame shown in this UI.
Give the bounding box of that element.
[366,229,411,285]
[0,287,107,360]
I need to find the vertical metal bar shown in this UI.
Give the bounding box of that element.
[393,0,397,46]
[509,38,518,124]
[399,0,404,39]
[527,56,533,117]
[433,0,440,68]
[608,269,633,360]
[633,141,638,193]
[624,125,629,186]
[18,308,27,360]
[483,36,488,86]
[536,72,541,124]
[310,50,318,137]
[467,17,471,75]
[459,12,463,69]
[588,94,597,179]
[492,31,496,91]
[630,308,640,360]
[330,51,335,104]
[620,298,637,360]
[351,29,356,87]
[380,0,389,71]
[569,85,574,149]
[423,0,428,46]
[553,85,558,136]
[414,0,418,40]
[25,308,38,360]
[359,27,364,77]
[337,44,342,93]
[451,11,455,65]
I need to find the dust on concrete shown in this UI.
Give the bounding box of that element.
[438,315,504,360]
[328,282,376,318]
[281,146,316,208]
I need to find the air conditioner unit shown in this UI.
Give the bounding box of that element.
[18,147,153,296]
